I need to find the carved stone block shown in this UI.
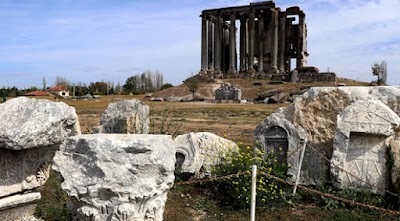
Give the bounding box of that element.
[0,97,81,220]
[331,100,400,193]
[53,134,175,221]
[215,83,242,101]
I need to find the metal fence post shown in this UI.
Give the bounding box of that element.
[250,165,257,221]
[293,139,306,195]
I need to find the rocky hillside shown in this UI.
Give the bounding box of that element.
[153,78,369,102]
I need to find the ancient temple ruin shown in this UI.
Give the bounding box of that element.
[200,1,307,79]
[199,1,335,82]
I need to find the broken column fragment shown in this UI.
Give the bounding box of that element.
[0,97,80,220]
[94,99,150,134]
[53,134,175,221]
[174,132,238,177]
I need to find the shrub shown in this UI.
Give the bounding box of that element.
[210,144,286,209]
[161,83,173,90]
[35,170,72,221]
[150,103,182,137]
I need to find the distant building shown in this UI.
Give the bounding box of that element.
[25,91,49,96]
[48,85,69,98]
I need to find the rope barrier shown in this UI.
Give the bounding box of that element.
[306,144,400,198]
[174,171,250,185]
[257,171,400,216]
[173,168,400,216]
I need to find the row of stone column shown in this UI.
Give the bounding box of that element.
[201,10,306,74]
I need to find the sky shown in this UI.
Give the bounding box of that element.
[0,0,399,88]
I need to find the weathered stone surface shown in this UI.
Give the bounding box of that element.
[0,147,55,198]
[150,97,164,102]
[256,88,282,101]
[269,92,289,103]
[283,86,400,146]
[255,111,308,183]
[331,100,400,193]
[0,193,40,221]
[53,134,175,221]
[98,99,150,134]
[390,133,400,191]
[0,97,81,150]
[165,97,183,102]
[215,83,242,101]
[0,97,80,220]
[256,86,400,186]
[174,132,238,177]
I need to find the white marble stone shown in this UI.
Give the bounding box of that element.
[97,99,150,134]
[53,134,175,221]
[331,100,400,193]
[174,132,238,177]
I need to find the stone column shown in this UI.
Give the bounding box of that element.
[271,9,278,72]
[258,14,264,72]
[208,20,214,71]
[278,13,286,73]
[248,11,255,71]
[297,14,306,68]
[239,16,247,72]
[229,14,236,73]
[201,16,207,72]
[214,16,222,71]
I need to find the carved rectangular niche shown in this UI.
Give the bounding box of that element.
[343,132,388,192]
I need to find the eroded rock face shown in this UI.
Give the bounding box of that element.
[96,99,150,134]
[0,97,81,150]
[256,86,400,186]
[174,132,238,177]
[0,97,81,220]
[53,134,175,221]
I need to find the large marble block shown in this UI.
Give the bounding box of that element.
[331,100,400,193]
[0,97,81,220]
[174,132,238,177]
[53,134,175,221]
[94,99,150,134]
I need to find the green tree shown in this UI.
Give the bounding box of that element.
[161,83,173,90]
[184,75,199,101]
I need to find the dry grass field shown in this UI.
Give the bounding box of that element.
[54,95,285,145]
[27,78,395,221]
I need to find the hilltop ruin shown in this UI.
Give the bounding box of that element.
[199,1,335,83]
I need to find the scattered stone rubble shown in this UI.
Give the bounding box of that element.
[93,99,150,134]
[256,86,310,104]
[255,86,400,193]
[53,134,175,221]
[174,132,238,177]
[0,97,80,220]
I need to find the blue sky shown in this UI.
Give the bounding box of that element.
[1,0,399,88]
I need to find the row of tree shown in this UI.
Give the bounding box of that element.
[122,70,164,94]
[0,70,172,97]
